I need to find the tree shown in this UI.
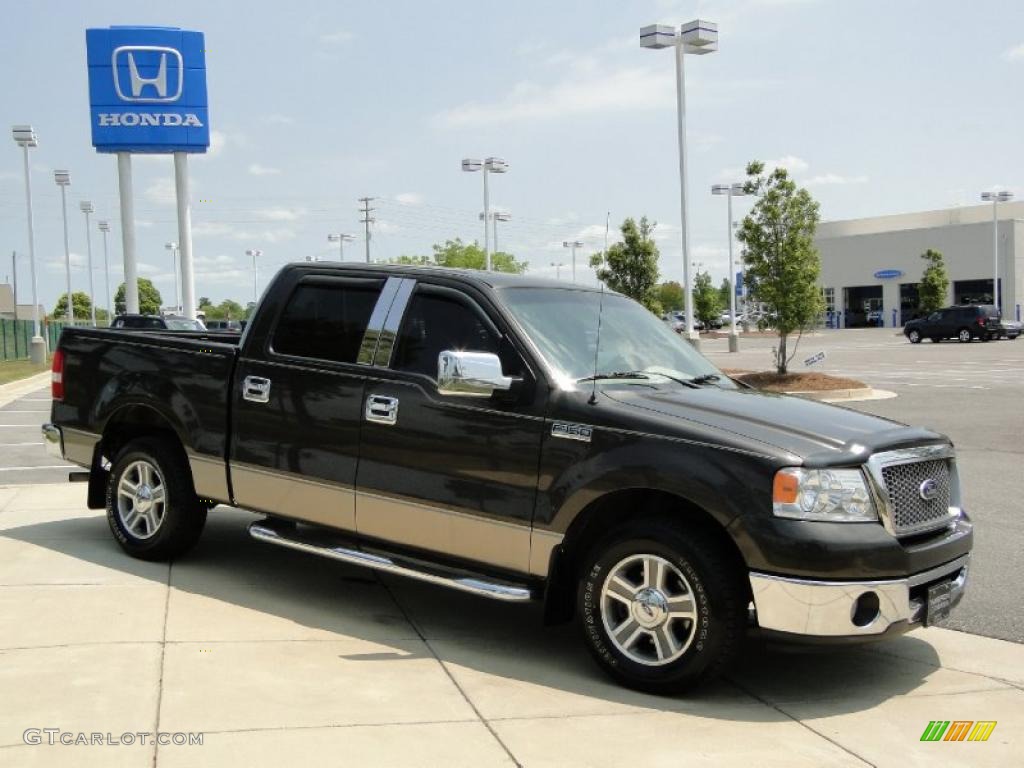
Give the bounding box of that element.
[114,278,162,315]
[918,249,949,314]
[395,238,528,273]
[717,278,731,309]
[657,281,685,312]
[693,270,722,329]
[198,296,212,308]
[52,291,93,322]
[202,299,246,320]
[736,160,823,374]
[590,217,661,313]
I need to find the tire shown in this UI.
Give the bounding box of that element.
[907,329,921,344]
[106,437,207,561]
[577,519,746,694]
[957,328,972,343]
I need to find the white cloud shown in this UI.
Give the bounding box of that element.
[248,163,281,176]
[771,155,809,173]
[208,130,227,156]
[1002,43,1024,61]
[262,114,294,125]
[394,192,423,205]
[803,173,869,187]
[258,207,304,221]
[144,177,177,206]
[319,30,353,45]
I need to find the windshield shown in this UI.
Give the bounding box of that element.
[164,318,206,331]
[499,287,729,388]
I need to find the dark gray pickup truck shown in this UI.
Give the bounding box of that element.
[43,263,972,693]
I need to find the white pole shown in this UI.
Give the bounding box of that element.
[101,228,111,326]
[338,238,344,261]
[727,190,739,352]
[992,198,999,312]
[483,167,491,271]
[20,145,43,357]
[59,184,73,325]
[674,40,696,344]
[251,251,259,304]
[83,208,96,327]
[172,247,179,313]
[571,243,577,283]
[174,152,196,320]
[117,152,140,314]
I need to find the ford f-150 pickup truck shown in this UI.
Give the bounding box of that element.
[43,263,972,693]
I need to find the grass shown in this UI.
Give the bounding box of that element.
[0,357,50,386]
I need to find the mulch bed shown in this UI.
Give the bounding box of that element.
[723,370,868,392]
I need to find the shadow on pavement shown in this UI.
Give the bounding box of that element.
[2,507,944,721]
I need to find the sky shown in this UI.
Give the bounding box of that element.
[1,0,1022,312]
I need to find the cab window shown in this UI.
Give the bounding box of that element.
[272,280,381,364]
[392,290,500,378]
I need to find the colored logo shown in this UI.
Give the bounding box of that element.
[874,269,904,279]
[919,478,939,501]
[920,720,997,742]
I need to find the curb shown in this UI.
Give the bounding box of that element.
[787,387,898,403]
[0,371,51,409]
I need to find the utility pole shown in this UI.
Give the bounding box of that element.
[358,197,376,263]
[10,251,17,312]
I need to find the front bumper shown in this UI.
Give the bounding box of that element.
[749,554,969,638]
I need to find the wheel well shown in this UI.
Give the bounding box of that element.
[542,488,749,625]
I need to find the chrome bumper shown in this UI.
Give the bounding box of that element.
[42,423,63,460]
[749,555,969,637]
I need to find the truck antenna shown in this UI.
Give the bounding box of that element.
[588,282,605,406]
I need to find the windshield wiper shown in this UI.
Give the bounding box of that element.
[577,371,651,383]
[691,373,721,386]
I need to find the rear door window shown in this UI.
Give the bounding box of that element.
[272,280,381,364]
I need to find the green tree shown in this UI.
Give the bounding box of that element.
[395,238,528,273]
[736,161,824,374]
[589,217,661,313]
[114,278,162,315]
[657,281,685,311]
[918,249,949,314]
[198,296,212,308]
[693,270,722,330]
[202,299,246,321]
[52,291,93,322]
[717,278,731,309]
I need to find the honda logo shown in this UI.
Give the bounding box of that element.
[112,46,183,103]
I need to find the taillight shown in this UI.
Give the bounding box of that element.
[51,349,65,401]
[977,317,986,327]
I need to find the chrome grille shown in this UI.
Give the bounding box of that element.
[880,459,952,535]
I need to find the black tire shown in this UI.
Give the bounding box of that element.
[577,519,746,694]
[106,437,207,561]
[957,328,972,343]
[907,329,922,343]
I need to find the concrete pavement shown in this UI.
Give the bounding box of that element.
[0,483,1019,767]
[0,374,72,486]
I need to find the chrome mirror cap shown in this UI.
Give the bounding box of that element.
[437,351,512,397]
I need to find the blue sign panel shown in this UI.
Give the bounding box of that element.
[874,269,903,280]
[86,26,209,153]
[735,271,744,296]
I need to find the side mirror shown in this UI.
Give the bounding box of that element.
[437,350,513,397]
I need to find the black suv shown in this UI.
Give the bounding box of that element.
[904,305,1001,343]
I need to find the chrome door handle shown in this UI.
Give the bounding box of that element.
[365,394,399,425]
[242,376,271,404]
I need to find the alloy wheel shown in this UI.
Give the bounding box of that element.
[116,460,167,540]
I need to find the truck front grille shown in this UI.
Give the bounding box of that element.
[880,459,953,536]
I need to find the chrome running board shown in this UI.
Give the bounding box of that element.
[248,520,534,602]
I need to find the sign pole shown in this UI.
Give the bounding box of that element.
[174,152,196,320]
[117,152,139,315]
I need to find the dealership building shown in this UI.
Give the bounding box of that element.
[816,201,1024,327]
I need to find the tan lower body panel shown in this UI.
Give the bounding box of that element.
[356,491,533,574]
[231,463,356,532]
[528,529,564,577]
[187,453,231,504]
[62,428,100,467]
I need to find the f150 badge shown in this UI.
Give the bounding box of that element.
[551,422,592,442]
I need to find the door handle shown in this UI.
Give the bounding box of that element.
[242,376,272,404]
[365,394,399,425]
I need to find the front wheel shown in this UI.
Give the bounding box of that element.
[577,520,747,694]
[907,329,922,343]
[106,437,207,561]
[957,328,972,343]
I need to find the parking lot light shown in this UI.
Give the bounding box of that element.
[980,190,1014,313]
[479,211,511,255]
[642,19,718,345]
[11,125,45,361]
[327,233,356,261]
[462,157,508,271]
[246,249,263,303]
[550,261,565,280]
[54,170,73,325]
[165,242,180,314]
[98,220,112,323]
[79,201,97,326]
[712,182,749,352]
[562,240,584,283]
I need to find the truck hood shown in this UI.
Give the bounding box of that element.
[601,384,947,465]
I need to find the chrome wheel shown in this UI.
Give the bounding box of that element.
[116,460,166,540]
[908,330,920,343]
[958,329,971,343]
[600,553,698,666]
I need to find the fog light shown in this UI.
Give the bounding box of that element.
[852,591,880,627]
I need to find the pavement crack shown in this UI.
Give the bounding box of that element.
[152,561,171,768]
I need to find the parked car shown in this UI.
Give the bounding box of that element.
[110,314,207,332]
[663,311,704,332]
[45,263,972,693]
[903,305,1002,343]
[204,319,243,333]
[866,309,883,326]
[998,319,1021,340]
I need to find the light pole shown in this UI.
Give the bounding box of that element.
[550,261,566,280]
[98,220,112,324]
[246,249,263,303]
[11,125,45,363]
[462,157,508,270]
[712,182,749,352]
[165,242,180,314]
[981,190,1013,313]
[479,211,511,255]
[79,201,96,327]
[327,233,356,261]
[641,19,718,346]
[54,170,73,325]
[562,240,584,283]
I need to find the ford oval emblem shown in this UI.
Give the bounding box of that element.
[919,478,939,502]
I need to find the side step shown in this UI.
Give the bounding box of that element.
[248,520,534,603]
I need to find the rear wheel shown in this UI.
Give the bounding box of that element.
[577,520,746,694]
[106,438,206,561]
[907,329,922,343]
[957,328,972,343]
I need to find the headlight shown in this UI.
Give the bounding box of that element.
[772,467,877,522]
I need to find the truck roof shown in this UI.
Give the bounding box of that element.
[283,262,605,292]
